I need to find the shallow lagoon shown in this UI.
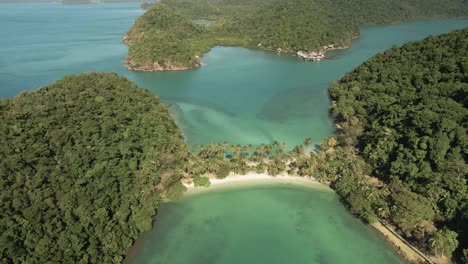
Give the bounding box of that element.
[125,183,406,264]
[1,4,467,148]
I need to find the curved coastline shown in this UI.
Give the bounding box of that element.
[2,3,467,263]
[122,41,354,72]
[182,173,429,263]
[183,173,328,194]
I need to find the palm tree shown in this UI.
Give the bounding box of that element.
[265,144,273,156]
[255,162,266,173]
[229,144,241,159]
[272,140,279,147]
[327,137,338,148]
[429,232,450,257]
[250,147,263,163]
[377,206,390,219]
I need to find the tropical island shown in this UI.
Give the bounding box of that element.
[1,27,467,263]
[123,0,468,71]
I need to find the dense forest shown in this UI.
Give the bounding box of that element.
[160,28,467,263]
[330,28,468,262]
[123,0,468,71]
[314,0,468,24]
[124,4,205,71]
[2,29,468,262]
[0,73,189,262]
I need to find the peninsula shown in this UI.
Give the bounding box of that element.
[1,21,467,264]
[123,0,468,71]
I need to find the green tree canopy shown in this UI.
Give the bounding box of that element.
[330,28,468,260]
[0,73,188,263]
[123,0,467,70]
[193,176,211,187]
[429,228,459,258]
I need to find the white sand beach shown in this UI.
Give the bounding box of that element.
[183,173,322,190]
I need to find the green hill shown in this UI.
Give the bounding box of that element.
[314,0,468,24]
[0,73,188,263]
[123,0,468,71]
[123,4,204,71]
[240,0,357,52]
[330,28,468,261]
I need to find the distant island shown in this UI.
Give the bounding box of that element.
[123,0,468,71]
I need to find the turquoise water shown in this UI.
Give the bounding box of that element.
[0,3,144,97]
[1,4,467,149]
[125,184,406,264]
[2,4,466,263]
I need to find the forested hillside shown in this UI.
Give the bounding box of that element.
[123,4,204,71]
[330,28,468,262]
[314,0,468,24]
[123,0,357,70]
[123,0,468,71]
[239,0,357,52]
[0,73,188,263]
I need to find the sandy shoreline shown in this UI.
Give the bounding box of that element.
[182,173,429,263]
[372,222,429,263]
[183,173,326,192]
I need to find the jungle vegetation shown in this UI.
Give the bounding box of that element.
[2,28,467,264]
[330,28,468,262]
[123,0,468,70]
[177,28,468,262]
[0,73,188,263]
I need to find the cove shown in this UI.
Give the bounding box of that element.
[125,183,406,264]
[0,4,465,263]
[131,20,468,149]
[1,4,468,149]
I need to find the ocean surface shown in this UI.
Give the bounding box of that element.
[1,3,467,149]
[125,183,406,264]
[0,3,144,97]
